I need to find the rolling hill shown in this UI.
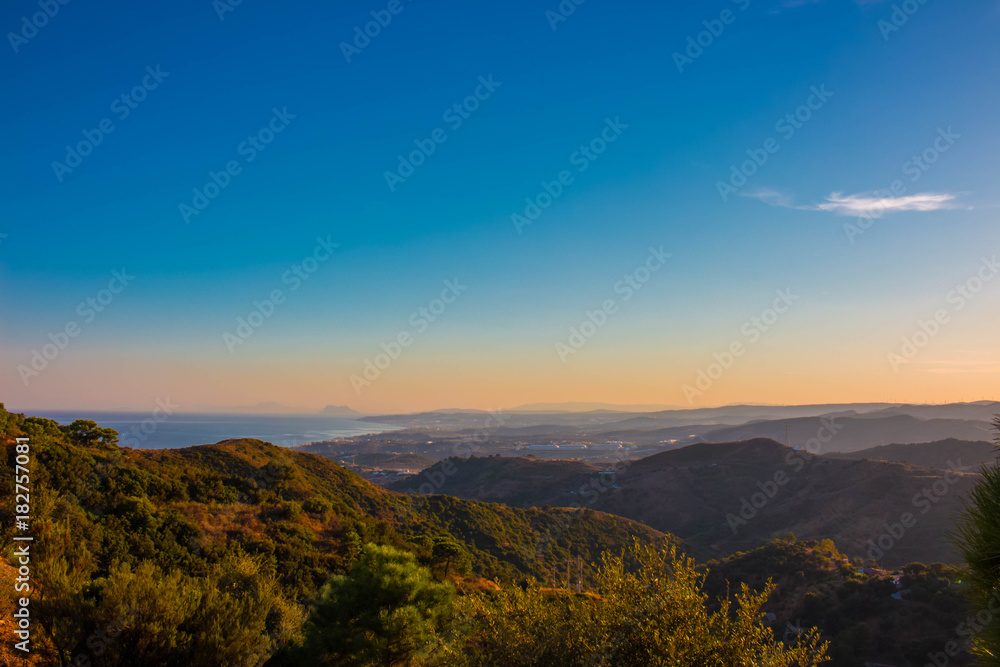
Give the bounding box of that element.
[392,438,983,566]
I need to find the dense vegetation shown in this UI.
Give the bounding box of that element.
[0,403,988,666]
[702,538,972,666]
[0,404,667,665]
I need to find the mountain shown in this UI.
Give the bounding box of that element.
[696,414,993,453]
[826,438,998,470]
[509,402,678,413]
[392,438,983,566]
[318,404,363,417]
[861,401,1000,422]
[357,403,994,450]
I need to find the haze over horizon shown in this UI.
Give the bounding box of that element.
[2,0,999,414]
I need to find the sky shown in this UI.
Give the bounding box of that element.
[1,0,998,414]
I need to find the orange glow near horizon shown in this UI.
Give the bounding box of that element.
[5,345,999,415]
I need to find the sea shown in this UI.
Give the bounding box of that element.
[31,411,401,450]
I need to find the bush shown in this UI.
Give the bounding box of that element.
[302,496,333,516]
[454,540,829,667]
[280,501,303,520]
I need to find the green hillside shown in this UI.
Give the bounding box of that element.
[0,404,664,665]
[701,538,972,666]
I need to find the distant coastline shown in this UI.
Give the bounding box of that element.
[29,410,401,449]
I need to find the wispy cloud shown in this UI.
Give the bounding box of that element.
[740,188,796,208]
[919,360,1000,375]
[743,189,966,218]
[811,191,962,217]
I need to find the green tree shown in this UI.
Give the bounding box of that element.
[455,540,829,667]
[0,402,24,436]
[342,529,364,563]
[296,543,455,666]
[431,537,468,579]
[60,419,119,448]
[954,422,1000,665]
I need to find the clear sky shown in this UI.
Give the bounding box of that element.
[1,0,998,414]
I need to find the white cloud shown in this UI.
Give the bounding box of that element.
[811,191,962,217]
[740,188,796,208]
[745,189,966,218]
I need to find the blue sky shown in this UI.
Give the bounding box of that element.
[1,0,998,412]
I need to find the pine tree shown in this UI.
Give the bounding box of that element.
[296,543,455,666]
[954,422,1000,665]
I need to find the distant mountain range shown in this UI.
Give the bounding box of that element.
[187,403,365,417]
[693,414,994,453]
[392,438,985,566]
[827,438,998,470]
[363,402,1000,455]
[509,402,680,413]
